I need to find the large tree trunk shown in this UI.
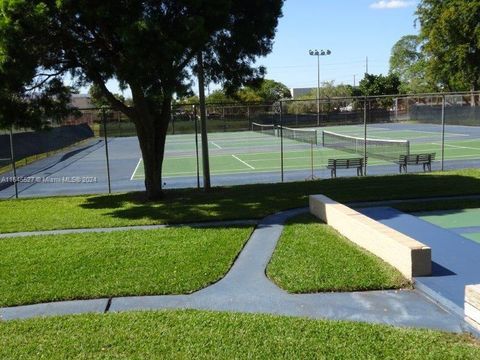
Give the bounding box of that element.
[133,105,171,200]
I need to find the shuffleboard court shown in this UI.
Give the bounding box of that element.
[416,208,480,244]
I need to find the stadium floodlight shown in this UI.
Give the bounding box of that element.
[309,49,331,126]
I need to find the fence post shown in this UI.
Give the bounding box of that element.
[102,107,112,194]
[363,97,368,176]
[197,52,211,190]
[171,105,175,135]
[193,105,200,189]
[222,107,226,132]
[9,125,18,199]
[394,97,398,121]
[441,94,446,171]
[280,100,284,182]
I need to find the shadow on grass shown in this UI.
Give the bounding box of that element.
[80,171,480,224]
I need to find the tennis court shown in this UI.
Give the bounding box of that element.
[1,119,479,199]
[416,208,480,244]
[131,122,480,180]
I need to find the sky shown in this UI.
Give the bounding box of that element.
[104,0,421,96]
[257,0,420,90]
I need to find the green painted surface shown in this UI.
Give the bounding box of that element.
[418,208,480,229]
[462,232,480,244]
[130,125,480,179]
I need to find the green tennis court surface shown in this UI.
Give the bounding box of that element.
[131,123,480,180]
[417,208,480,244]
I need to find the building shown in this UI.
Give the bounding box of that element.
[69,94,93,109]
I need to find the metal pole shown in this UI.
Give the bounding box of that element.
[197,52,211,190]
[441,95,446,171]
[194,105,200,189]
[395,98,398,121]
[171,105,175,135]
[102,107,112,194]
[363,98,368,176]
[310,143,314,180]
[280,101,284,182]
[222,107,226,132]
[9,125,18,199]
[317,54,320,126]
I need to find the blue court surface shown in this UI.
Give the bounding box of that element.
[360,206,480,316]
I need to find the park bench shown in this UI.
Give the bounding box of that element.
[327,157,365,178]
[398,153,436,173]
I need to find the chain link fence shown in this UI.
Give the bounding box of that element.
[0,91,479,198]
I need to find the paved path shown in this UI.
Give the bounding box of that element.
[0,208,475,335]
[361,207,480,317]
[0,219,258,239]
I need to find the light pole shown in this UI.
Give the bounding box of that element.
[309,49,331,126]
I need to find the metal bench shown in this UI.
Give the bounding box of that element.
[398,153,436,173]
[327,157,365,178]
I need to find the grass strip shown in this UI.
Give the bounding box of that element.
[267,214,409,292]
[1,169,480,233]
[0,227,252,307]
[0,310,479,359]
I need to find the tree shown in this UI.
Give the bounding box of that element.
[206,90,235,104]
[389,35,436,93]
[359,74,401,97]
[416,0,480,91]
[88,84,129,108]
[358,73,401,109]
[0,1,284,199]
[299,81,354,99]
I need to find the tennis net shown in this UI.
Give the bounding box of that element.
[279,126,318,145]
[251,122,276,136]
[322,130,410,162]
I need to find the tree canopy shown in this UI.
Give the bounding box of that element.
[176,79,291,104]
[416,0,480,91]
[389,35,435,94]
[298,81,354,100]
[0,1,284,198]
[358,73,401,97]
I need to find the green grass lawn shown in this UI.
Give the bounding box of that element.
[267,214,408,292]
[1,169,480,233]
[1,310,479,359]
[0,227,252,307]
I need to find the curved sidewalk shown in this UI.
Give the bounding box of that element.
[0,208,474,334]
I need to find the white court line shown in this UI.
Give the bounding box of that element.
[232,154,255,169]
[431,143,480,151]
[210,141,222,149]
[130,158,142,180]
[409,129,469,137]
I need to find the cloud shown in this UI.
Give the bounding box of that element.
[370,1,415,9]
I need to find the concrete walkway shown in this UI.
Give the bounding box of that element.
[0,208,475,335]
[0,219,258,239]
[360,207,480,318]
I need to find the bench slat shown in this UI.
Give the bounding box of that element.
[326,157,365,178]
